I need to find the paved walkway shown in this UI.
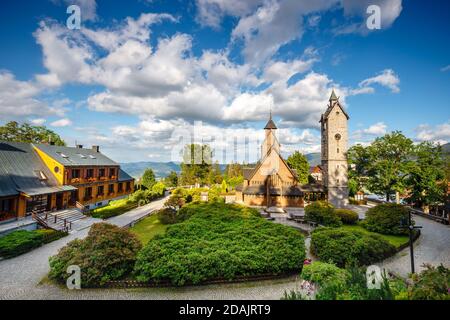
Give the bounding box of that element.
[0,197,168,299]
[1,202,449,300]
[379,214,450,277]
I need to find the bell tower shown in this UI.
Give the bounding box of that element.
[320,90,349,207]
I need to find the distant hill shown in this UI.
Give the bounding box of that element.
[443,142,450,155]
[305,153,321,166]
[120,161,180,179]
[121,153,321,179]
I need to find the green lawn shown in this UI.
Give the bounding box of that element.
[340,224,409,248]
[130,214,168,245]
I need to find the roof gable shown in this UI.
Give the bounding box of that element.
[246,148,297,183]
[320,100,349,122]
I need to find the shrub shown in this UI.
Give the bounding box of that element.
[134,202,305,286]
[156,207,178,225]
[363,203,410,235]
[91,198,138,219]
[0,230,43,258]
[49,223,142,286]
[334,209,359,225]
[409,264,450,300]
[302,261,349,288]
[310,228,396,267]
[35,229,68,244]
[305,201,342,227]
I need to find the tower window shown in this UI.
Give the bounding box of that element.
[337,148,340,153]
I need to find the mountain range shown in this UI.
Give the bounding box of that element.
[120,152,322,179]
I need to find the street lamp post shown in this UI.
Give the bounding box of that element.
[401,210,422,274]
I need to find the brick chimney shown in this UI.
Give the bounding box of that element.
[92,145,100,152]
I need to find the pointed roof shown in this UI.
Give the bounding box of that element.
[329,89,338,101]
[264,111,277,129]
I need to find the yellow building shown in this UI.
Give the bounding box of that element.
[0,141,134,222]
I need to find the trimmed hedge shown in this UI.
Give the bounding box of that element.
[305,201,342,227]
[49,223,142,286]
[301,261,349,288]
[310,227,396,267]
[0,229,67,258]
[335,209,359,225]
[363,203,410,235]
[134,202,306,286]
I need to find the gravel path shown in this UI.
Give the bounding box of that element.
[1,203,449,300]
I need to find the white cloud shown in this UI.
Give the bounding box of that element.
[29,118,47,125]
[415,121,450,143]
[51,118,72,127]
[0,71,62,119]
[335,0,403,35]
[230,0,338,64]
[359,69,400,93]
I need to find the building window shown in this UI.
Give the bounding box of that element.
[54,166,59,173]
[84,187,92,200]
[97,186,104,196]
[86,168,94,178]
[98,168,106,178]
[118,183,123,192]
[71,169,80,179]
[109,168,116,178]
[126,182,131,191]
[108,184,114,194]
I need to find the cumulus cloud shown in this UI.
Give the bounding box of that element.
[358,69,400,93]
[335,0,403,35]
[415,121,450,144]
[0,71,62,119]
[352,122,387,140]
[29,118,47,125]
[51,118,72,127]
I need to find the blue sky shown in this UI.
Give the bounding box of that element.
[0,0,449,163]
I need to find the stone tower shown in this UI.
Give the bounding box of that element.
[320,90,349,207]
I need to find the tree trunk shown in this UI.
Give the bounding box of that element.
[386,192,390,202]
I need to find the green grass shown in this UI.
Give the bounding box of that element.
[340,224,409,248]
[91,198,137,219]
[130,214,168,245]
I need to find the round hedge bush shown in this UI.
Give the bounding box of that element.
[49,223,142,286]
[134,202,306,286]
[334,209,359,225]
[363,203,410,235]
[305,201,342,227]
[310,227,396,267]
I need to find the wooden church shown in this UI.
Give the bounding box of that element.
[235,90,349,208]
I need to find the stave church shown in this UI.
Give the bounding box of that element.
[235,90,349,208]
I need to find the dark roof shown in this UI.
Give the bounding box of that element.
[243,167,255,180]
[329,89,338,101]
[320,100,350,121]
[242,185,304,196]
[0,141,76,197]
[118,168,134,182]
[35,144,118,167]
[235,184,243,192]
[264,118,277,130]
[298,184,325,192]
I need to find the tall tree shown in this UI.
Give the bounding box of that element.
[406,142,446,210]
[141,168,156,190]
[164,171,178,188]
[0,121,65,145]
[180,144,213,185]
[286,151,310,184]
[366,131,415,202]
[347,144,371,196]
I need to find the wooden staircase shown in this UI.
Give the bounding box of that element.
[32,208,86,232]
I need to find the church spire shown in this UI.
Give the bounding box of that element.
[264,108,277,130]
[329,89,338,102]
